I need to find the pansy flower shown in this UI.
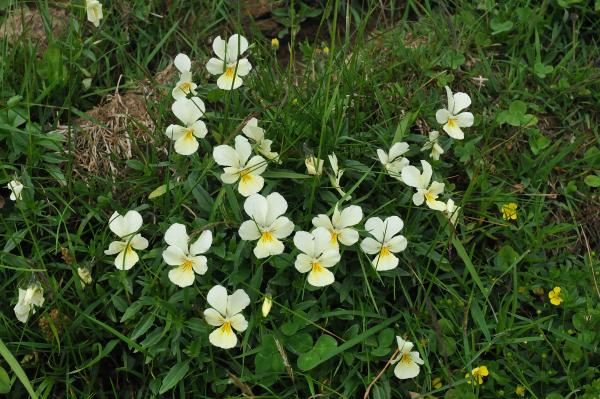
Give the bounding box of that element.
[204,285,250,349]
[435,86,473,140]
[172,53,198,100]
[165,97,207,155]
[213,135,267,196]
[104,210,148,270]
[360,216,407,271]
[163,223,212,287]
[293,227,341,287]
[206,35,252,90]
[402,160,446,211]
[312,204,363,247]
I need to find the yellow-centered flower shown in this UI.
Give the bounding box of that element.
[501,203,518,220]
[548,287,563,306]
[466,365,489,385]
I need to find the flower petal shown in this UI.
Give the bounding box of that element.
[364,217,384,242]
[382,216,403,241]
[401,166,422,189]
[191,255,208,275]
[164,223,189,251]
[213,144,239,167]
[174,53,191,73]
[204,308,224,326]
[105,240,126,255]
[227,289,250,316]
[312,214,334,230]
[190,230,212,255]
[206,57,225,75]
[452,92,471,114]
[226,34,249,62]
[254,236,284,258]
[129,234,148,250]
[293,231,315,256]
[435,108,451,124]
[239,220,262,241]
[162,245,187,266]
[229,313,248,332]
[360,237,381,254]
[212,36,226,60]
[235,58,252,77]
[443,122,464,140]
[217,72,243,90]
[270,217,294,239]
[455,111,474,127]
[209,325,237,349]
[265,192,288,224]
[335,205,363,228]
[307,267,335,287]
[238,174,264,197]
[387,235,408,253]
[207,285,228,316]
[244,193,268,226]
[372,252,398,271]
[168,266,195,287]
[337,227,359,246]
[174,134,199,155]
[114,248,139,270]
[393,360,420,379]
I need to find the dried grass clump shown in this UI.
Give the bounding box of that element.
[0,6,68,55]
[71,89,158,179]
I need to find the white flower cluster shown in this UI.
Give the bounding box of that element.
[10,33,476,381]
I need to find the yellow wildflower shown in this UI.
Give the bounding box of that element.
[466,365,489,385]
[271,38,279,49]
[516,385,526,396]
[548,287,563,306]
[432,377,442,389]
[501,203,518,220]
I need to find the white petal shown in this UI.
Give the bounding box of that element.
[335,205,363,228]
[387,235,408,253]
[318,249,341,268]
[294,253,313,273]
[239,220,262,241]
[293,231,315,256]
[213,144,239,167]
[164,223,189,251]
[174,53,191,73]
[364,217,384,242]
[217,72,243,90]
[129,234,148,250]
[244,193,268,226]
[227,289,250,316]
[337,228,359,246]
[420,160,433,187]
[191,256,208,275]
[435,108,451,124]
[235,135,252,164]
[401,166,422,189]
[270,217,294,239]
[455,112,474,127]
[105,240,126,255]
[382,216,403,241]
[114,248,139,270]
[204,308,224,326]
[191,120,208,139]
[376,149,388,165]
[229,313,248,332]
[172,97,203,126]
[360,237,381,255]
[209,325,238,349]
[162,245,187,266]
[235,59,252,77]
[168,266,195,287]
[207,285,228,316]
[307,267,335,287]
[444,86,454,114]
[238,173,264,197]
[265,192,288,224]
[372,252,398,271]
[312,214,334,230]
[443,122,464,140]
[412,190,425,206]
[189,230,212,255]
[389,142,409,160]
[226,34,249,62]
[452,92,471,114]
[109,210,142,238]
[393,360,420,379]
[254,236,284,258]
[313,227,335,255]
[206,57,225,75]
[166,124,185,140]
[212,36,226,60]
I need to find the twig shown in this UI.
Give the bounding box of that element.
[363,347,400,399]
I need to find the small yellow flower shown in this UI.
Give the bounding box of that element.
[501,203,518,220]
[548,287,563,306]
[323,46,330,55]
[516,385,526,396]
[432,377,442,389]
[466,365,489,385]
[271,38,279,49]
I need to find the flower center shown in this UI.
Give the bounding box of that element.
[311,261,324,273]
[220,320,233,334]
[184,128,194,140]
[401,353,412,364]
[180,82,192,93]
[181,259,194,271]
[240,172,253,183]
[447,118,457,128]
[260,230,274,243]
[379,246,391,258]
[424,191,436,203]
[330,231,338,244]
[225,67,235,77]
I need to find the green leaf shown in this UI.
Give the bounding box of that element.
[149,184,168,199]
[286,333,313,354]
[490,18,513,34]
[534,62,554,78]
[528,129,551,155]
[584,175,600,188]
[297,335,338,371]
[0,366,11,394]
[0,338,36,398]
[159,361,190,394]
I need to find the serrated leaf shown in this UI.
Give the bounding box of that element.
[584,175,600,188]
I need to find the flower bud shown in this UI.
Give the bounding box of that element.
[271,38,279,50]
[261,295,273,317]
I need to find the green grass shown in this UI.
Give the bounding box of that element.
[1,0,600,398]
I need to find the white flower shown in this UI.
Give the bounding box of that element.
[305,156,324,176]
[444,198,460,225]
[14,284,44,323]
[172,53,198,100]
[206,35,252,90]
[86,0,103,27]
[435,86,474,140]
[421,131,444,160]
[312,204,363,247]
[204,285,250,349]
[360,216,407,271]
[242,117,278,161]
[104,210,148,270]
[7,180,23,201]
[392,337,424,379]
[238,192,294,258]
[261,295,273,317]
[77,267,93,286]
[328,153,348,199]
[213,135,267,197]
[377,142,410,179]
[165,97,208,155]
[293,227,341,287]
[401,160,446,211]
[162,223,212,287]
